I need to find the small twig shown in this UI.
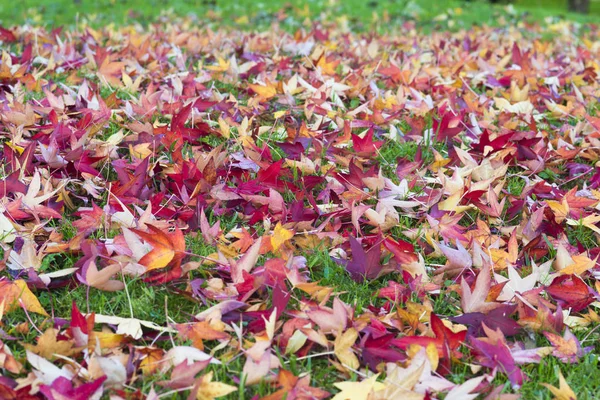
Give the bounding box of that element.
[285,351,335,363]
[581,322,600,343]
[157,386,195,399]
[165,296,176,348]
[557,169,593,187]
[19,300,43,335]
[121,274,134,319]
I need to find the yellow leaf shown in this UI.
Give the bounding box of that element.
[316,55,339,76]
[24,328,79,360]
[271,223,294,251]
[196,371,237,400]
[217,117,230,139]
[206,57,230,73]
[295,282,333,302]
[560,254,597,276]
[542,370,576,400]
[249,81,277,99]
[373,362,425,400]
[334,328,359,370]
[273,110,288,119]
[332,374,385,400]
[0,279,48,316]
[547,199,569,224]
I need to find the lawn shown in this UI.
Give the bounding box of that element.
[1,1,600,399]
[2,0,600,29]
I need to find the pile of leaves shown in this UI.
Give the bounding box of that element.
[0,10,599,399]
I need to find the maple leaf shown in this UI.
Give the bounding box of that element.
[262,370,330,400]
[332,374,385,400]
[393,313,467,361]
[77,258,124,292]
[334,327,359,370]
[352,127,383,154]
[27,350,74,385]
[157,360,210,389]
[444,376,487,400]
[494,265,538,302]
[558,253,597,276]
[39,376,106,400]
[452,305,520,337]
[132,224,186,280]
[199,208,221,245]
[190,371,237,400]
[372,360,425,400]
[93,314,178,340]
[0,279,47,316]
[438,241,472,273]
[97,57,125,87]
[470,332,526,388]
[306,297,350,334]
[6,237,43,271]
[461,265,502,314]
[0,213,16,243]
[230,236,263,284]
[175,321,230,350]
[0,340,22,374]
[433,108,464,141]
[542,370,576,400]
[0,26,16,42]
[24,328,80,361]
[271,222,294,252]
[341,236,386,281]
[543,328,591,363]
[384,237,418,267]
[72,203,105,238]
[249,80,277,99]
[546,275,595,312]
[17,169,63,219]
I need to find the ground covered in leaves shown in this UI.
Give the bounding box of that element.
[1,9,600,400]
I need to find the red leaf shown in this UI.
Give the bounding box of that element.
[40,376,106,400]
[546,275,595,312]
[0,26,17,42]
[352,127,383,154]
[384,237,418,266]
[392,313,466,361]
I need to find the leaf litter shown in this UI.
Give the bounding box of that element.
[0,7,599,399]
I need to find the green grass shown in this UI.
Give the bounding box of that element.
[2,0,600,30]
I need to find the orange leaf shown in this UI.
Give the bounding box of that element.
[249,80,277,99]
[132,224,186,272]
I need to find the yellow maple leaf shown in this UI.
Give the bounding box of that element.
[560,254,597,276]
[317,55,339,75]
[271,223,294,251]
[332,374,385,400]
[195,371,237,400]
[24,328,80,360]
[205,57,230,73]
[542,370,576,400]
[248,80,277,99]
[547,199,569,224]
[334,328,359,370]
[0,279,48,316]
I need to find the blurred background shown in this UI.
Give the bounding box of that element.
[0,0,598,28]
